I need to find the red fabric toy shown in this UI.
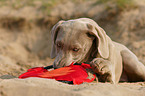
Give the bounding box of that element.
[19,63,96,85]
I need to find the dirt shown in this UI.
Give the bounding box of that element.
[0,0,145,96]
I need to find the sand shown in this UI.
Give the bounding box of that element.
[0,78,145,96]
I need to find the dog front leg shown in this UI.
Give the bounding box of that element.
[90,58,116,84]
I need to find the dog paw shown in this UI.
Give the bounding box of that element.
[90,58,116,83]
[90,58,111,75]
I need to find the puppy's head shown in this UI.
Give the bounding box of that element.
[50,18,109,68]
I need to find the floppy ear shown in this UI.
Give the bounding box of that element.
[50,20,64,58]
[87,23,109,59]
[95,26,109,58]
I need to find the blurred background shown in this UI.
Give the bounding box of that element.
[0,0,145,76]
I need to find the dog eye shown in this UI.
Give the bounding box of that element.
[57,43,61,48]
[72,48,79,52]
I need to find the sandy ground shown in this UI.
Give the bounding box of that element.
[0,78,145,96]
[0,0,145,96]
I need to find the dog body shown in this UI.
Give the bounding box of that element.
[50,18,145,83]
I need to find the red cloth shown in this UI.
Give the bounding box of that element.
[19,63,96,85]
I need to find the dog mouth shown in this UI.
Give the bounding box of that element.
[53,61,77,69]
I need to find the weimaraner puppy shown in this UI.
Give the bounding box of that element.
[50,18,145,84]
